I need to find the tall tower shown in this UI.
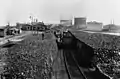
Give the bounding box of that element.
[113,19,114,24]
[111,19,114,24]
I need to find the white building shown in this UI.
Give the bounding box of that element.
[60,20,72,26]
[85,21,103,31]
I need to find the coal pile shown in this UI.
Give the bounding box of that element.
[71,31,120,78]
[93,48,120,78]
[0,33,58,79]
[71,31,120,49]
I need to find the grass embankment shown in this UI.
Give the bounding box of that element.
[0,32,58,79]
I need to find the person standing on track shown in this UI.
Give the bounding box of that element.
[42,33,44,40]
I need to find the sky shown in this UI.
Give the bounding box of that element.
[0,0,120,25]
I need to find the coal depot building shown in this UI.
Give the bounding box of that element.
[19,22,48,31]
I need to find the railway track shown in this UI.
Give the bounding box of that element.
[63,50,88,79]
[63,50,72,79]
[70,52,88,79]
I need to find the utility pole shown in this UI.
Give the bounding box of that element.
[113,19,114,24]
[111,19,114,24]
[111,19,112,24]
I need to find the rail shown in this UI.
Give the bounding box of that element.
[63,50,88,79]
[63,50,72,79]
[70,52,88,79]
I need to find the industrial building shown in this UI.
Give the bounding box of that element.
[86,21,103,31]
[102,20,120,32]
[74,17,87,29]
[60,19,72,26]
[19,22,47,31]
[103,24,120,33]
